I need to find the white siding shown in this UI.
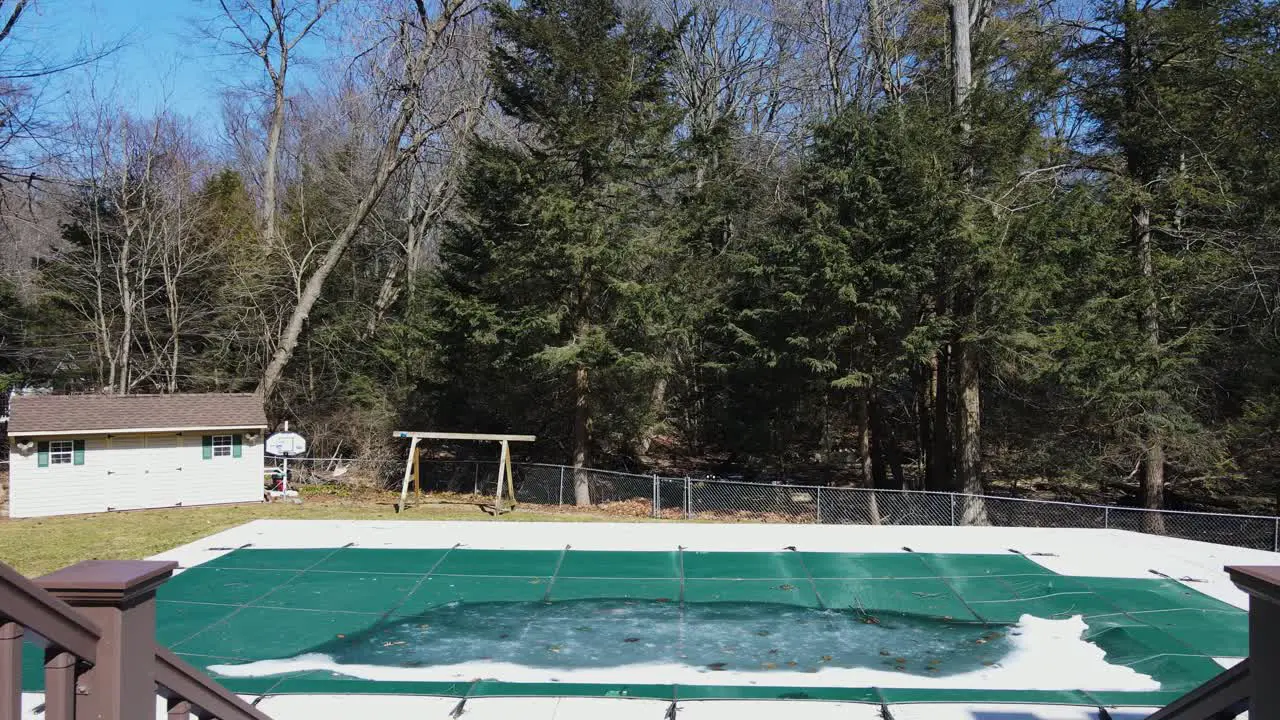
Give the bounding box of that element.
[7,429,264,518]
[8,436,109,517]
[179,431,265,507]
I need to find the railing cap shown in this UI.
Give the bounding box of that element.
[1226,565,1280,603]
[38,560,177,606]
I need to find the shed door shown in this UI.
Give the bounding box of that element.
[145,434,184,507]
[105,436,148,510]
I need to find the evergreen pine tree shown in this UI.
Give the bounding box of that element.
[427,0,682,503]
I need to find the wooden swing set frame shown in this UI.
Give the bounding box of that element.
[393,431,537,514]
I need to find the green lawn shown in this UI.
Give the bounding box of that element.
[0,488,627,577]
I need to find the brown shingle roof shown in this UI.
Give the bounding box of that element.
[7,393,268,436]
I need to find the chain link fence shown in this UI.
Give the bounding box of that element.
[384,460,1280,552]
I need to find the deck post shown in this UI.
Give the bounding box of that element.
[43,650,77,720]
[38,561,176,720]
[1227,565,1280,719]
[0,622,21,720]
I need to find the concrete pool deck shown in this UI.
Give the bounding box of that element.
[23,519,1280,719]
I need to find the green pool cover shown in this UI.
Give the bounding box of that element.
[23,548,1247,706]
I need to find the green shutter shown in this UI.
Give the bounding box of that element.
[202,435,213,460]
[37,441,49,468]
[232,434,243,458]
[73,440,85,466]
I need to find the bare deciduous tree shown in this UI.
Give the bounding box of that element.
[49,102,227,394]
[210,0,338,250]
[257,0,488,396]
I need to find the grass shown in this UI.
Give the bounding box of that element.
[0,486,633,577]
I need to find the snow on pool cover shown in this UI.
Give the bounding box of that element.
[28,548,1249,706]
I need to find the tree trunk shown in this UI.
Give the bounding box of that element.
[872,399,906,489]
[866,0,898,103]
[916,362,931,490]
[956,341,989,525]
[363,252,405,339]
[634,375,668,457]
[929,349,951,490]
[573,364,591,506]
[856,390,873,487]
[1134,201,1166,533]
[817,0,844,111]
[855,390,882,525]
[949,0,973,119]
[1121,0,1166,535]
[262,79,286,250]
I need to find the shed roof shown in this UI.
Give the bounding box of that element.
[6,393,268,437]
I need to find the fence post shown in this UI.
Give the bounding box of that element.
[684,476,691,520]
[1274,518,1278,553]
[559,467,565,506]
[38,560,176,720]
[651,474,659,518]
[473,462,479,495]
[816,487,822,524]
[1104,507,1110,530]
[950,495,957,526]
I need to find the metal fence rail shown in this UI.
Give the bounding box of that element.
[409,459,1280,552]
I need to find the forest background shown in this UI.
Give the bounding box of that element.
[1,0,1278,516]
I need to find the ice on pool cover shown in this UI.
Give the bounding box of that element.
[20,547,1248,706]
[207,603,1162,693]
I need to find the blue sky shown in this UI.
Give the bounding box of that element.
[35,1,232,121]
[32,0,334,135]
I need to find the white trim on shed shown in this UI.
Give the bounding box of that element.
[8,424,267,438]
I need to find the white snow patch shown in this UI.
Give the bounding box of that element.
[208,614,1158,692]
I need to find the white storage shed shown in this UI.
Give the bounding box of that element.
[5,393,268,518]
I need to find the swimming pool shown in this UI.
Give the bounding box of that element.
[119,545,1247,707]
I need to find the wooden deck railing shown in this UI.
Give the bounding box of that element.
[0,558,270,720]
